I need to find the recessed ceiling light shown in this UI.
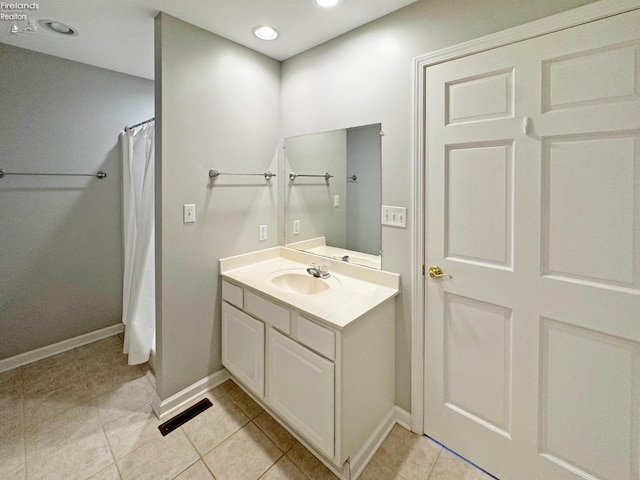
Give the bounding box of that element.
[252,25,279,41]
[38,19,78,36]
[315,0,341,7]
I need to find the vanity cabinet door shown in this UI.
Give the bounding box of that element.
[222,302,265,396]
[266,328,334,458]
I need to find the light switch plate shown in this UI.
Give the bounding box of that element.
[183,204,195,223]
[259,224,268,241]
[381,205,407,228]
[293,220,301,235]
[334,195,340,207]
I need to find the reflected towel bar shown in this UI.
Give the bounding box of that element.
[0,169,107,179]
[289,172,334,181]
[125,117,154,131]
[209,169,275,180]
[347,174,357,182]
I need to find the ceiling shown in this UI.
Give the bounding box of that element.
[0,0,417,80]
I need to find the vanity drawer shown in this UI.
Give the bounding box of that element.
[295,315,335,361]
[222,280,244,309]
[245,291,291,334]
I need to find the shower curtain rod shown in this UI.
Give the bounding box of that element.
[125,117,154,131]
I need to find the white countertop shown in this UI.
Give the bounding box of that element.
[219,247,400,330]
[286,236,382,270]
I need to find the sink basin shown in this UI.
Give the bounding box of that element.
[268,270,335,295]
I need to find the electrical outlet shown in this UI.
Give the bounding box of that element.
[293,220,301,235]
[381,205,407,228]
[334,195,340,207]
[259,224,268,241]
[183,204,195,223]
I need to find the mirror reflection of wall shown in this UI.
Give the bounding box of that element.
[284,123,382,269]
[285,129,347,247]
[346,124,382,256]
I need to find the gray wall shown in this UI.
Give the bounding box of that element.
[154,14,281,399]
[0,44,154,359]
[284,129,347,246]
[346,124,381,256]
[280,0,595,411]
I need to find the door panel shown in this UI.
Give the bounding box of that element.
[542,133,638,288]
[443,293,513,438]
[425,9,640,480]
[446,69,515,125]
[542,41,640,112]
[445,141,514,268]
[539,318,639,480]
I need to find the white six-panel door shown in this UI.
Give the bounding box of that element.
[425,10,640,480]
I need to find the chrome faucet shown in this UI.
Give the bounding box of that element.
[307,263,330,279]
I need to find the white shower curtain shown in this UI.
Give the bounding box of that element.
[121,122,155,365]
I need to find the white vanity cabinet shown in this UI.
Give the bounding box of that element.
[221,302,264,396]
[220,277,396,479]
[267,327,335,457]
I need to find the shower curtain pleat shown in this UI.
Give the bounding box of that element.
[121,123,155,365]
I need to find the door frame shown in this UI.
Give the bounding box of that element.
[409,0,640,434]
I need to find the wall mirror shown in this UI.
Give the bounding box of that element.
[284,123,382,269]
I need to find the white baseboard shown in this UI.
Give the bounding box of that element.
[394,406,412,431]
[152,368,231,420]
[0,323,125,373]
[347,406,411,479]
[347,406,396,479]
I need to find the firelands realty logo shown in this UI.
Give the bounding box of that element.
[1,2,40,34]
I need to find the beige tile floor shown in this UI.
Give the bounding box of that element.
[0,334,495,480]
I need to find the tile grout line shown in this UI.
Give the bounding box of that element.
[425,445,444,480]
[177,421,214,480]
[252,419,286,480]
[222,380,320,479]
[222,385,294,479]
[250,415,312,479]
[100,415,123,480]
[186,388,285,480]
[172,387,255,480]
[20,376,28,480]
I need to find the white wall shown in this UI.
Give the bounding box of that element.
[280,0,596,411]
[154,14,281,399]
[0,44,154,359]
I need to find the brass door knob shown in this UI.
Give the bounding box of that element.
[429,266,452,279]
